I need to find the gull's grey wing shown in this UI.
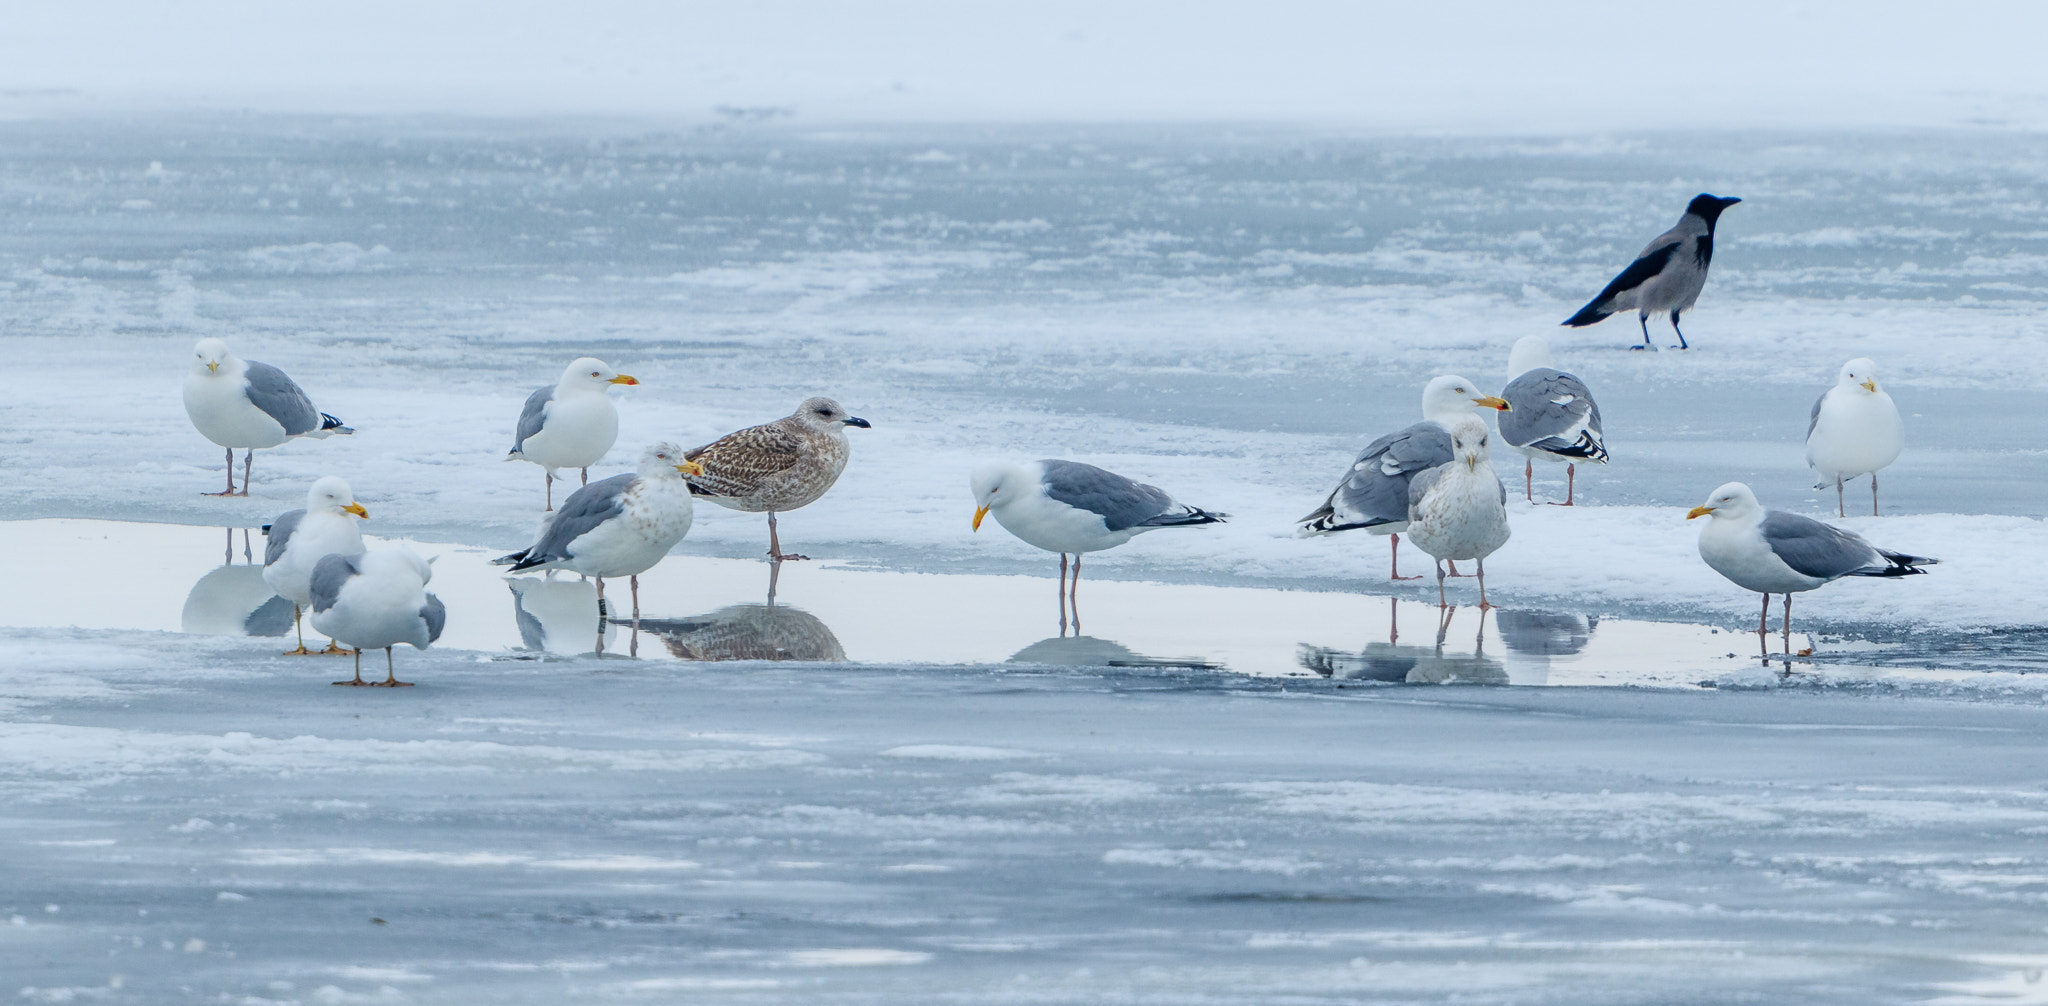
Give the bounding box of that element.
[512,385,556,453]
[509,473,637,570]
[1039,460,1176,532]
[307,552,362,614]
[1760,511,1881,580]
[1806,390,1827,442]
[242,361,323,436]
[1500,369,1601,446]
[420,593,446,644]
[1300,422,1454,532]
[263,510,306,566]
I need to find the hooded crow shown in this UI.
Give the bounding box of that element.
[1563,193,1740,350]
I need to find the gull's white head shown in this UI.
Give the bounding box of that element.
[1507,335,1555,375]
[969,461,1036,531]
[1686,481,1761,522]
[639,441,703,479]
[191,338,235,376]
[1422,375,1511,423]
[793,396,872,433]
[559,357,638,390]
[1444,415,1493,472]
[1836,358,1882,395]
[307,475,368,519]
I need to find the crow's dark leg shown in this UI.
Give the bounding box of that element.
[1671,310,1688,350]
[1632,315,1653,350]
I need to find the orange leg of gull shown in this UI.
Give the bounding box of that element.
[370,647,413,687]
[203,447,238,496]
[1388,534,1421,581]
[333,647,371,686]
[282,605,317,656]
[320,638,358,656]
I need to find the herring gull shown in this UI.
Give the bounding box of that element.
[1688,481,1935,652]
[1498,335,1607,505]
[971,459,1225,635]
[1404,416,1511,608]
[1297,375,1510,579]
[1806,358,1904,517]
[506,357,639,511]
[495,443,702,653]
[261,476,368,655]
[309,548,445,687]
[684,397,871,561]
[184,338,353,496]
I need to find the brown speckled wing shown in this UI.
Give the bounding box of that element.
[684,420,805,498]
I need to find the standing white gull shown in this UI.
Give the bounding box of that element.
[1297,375,1511,579]
[495,443,703,653]
[261,476,369,655]
[1806,358,1904,517]
[1688,482,1935,654]
[309,548,446,687]
[1498,335,1607,505]
[506,357,639,511]
[971,459,1226,635]
[1404,416,1511,608]
[684,397,871,562]
[1564,193,1740,350]
[183,337,353,496]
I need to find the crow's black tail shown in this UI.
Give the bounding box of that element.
[1562,300,1612,327]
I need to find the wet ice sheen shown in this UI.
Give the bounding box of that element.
[3,517,1995,688]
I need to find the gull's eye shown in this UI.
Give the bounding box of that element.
[591,371,601,378]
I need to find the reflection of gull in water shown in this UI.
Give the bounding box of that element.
[1298,642,1425,682]
[1495,610,1596,656]
[638,604,846,662]
[181,564,295,637]
[507,577,614,654]
[1405,607,1507,684]
[1007,635,1220,670]
[1300,604,1505,684]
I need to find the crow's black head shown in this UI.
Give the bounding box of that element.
[1687,193,1741,223]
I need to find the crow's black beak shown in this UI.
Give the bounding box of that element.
[844,416,872,428]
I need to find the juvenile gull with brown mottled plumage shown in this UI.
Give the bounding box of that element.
[684,397,871,561]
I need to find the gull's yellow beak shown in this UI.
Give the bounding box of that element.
[1686,505,1714,520]
[610,374,639,385]
[1475,395,1511,411]
[206,361,219,373]
[1860,379,1876,393]
[973,505,989,531]
[345,503,369,519]
[675,460,704,476]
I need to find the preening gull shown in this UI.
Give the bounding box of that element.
[971,459,1226,635]
[506,357,639,511]
[1404,416,1511,608]
[684,397,871,562]
[1563,194,1740,350]
[495,443,702,653]
[1297,375,1510,579]
[309,548,445,687]
[261,476,368,655]
[1498,335,1607,505]
[1688,482,1935,652]
[184,337,353,496]
[1806,358,1904,517]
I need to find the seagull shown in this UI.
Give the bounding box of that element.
[183,337,353,496]
[308,548,446,687]
[1806,358,1904,517]
[1297,375,1511,579]
[1498,335,1607,505]
[506,357,639,511]
[684,397,871,562]
[1404,416,1511,608]
[495,443,703,653]
[261,476,369,655]
[1688,482,1935,653]
[971,459,1226,635]
[1563,193,1741,350]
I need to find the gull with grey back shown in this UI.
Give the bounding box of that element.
[505,357,640,511]
[972,459,1226,636]
[1563,193,1741,350]
[183,337,354,495]
[261,476,369,655]
[1498,335,1607,505]
[308,548,445,687]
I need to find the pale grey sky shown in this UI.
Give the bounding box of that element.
[3,1,2044,131]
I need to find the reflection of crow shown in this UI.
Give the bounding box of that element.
[181,564,294,637]
[1009,636,1220,670]
[1297,643,1420,682]
[1495,610,1595,656]
[637,604,845,662]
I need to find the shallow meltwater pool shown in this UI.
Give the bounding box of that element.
[0,518,2004,689]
